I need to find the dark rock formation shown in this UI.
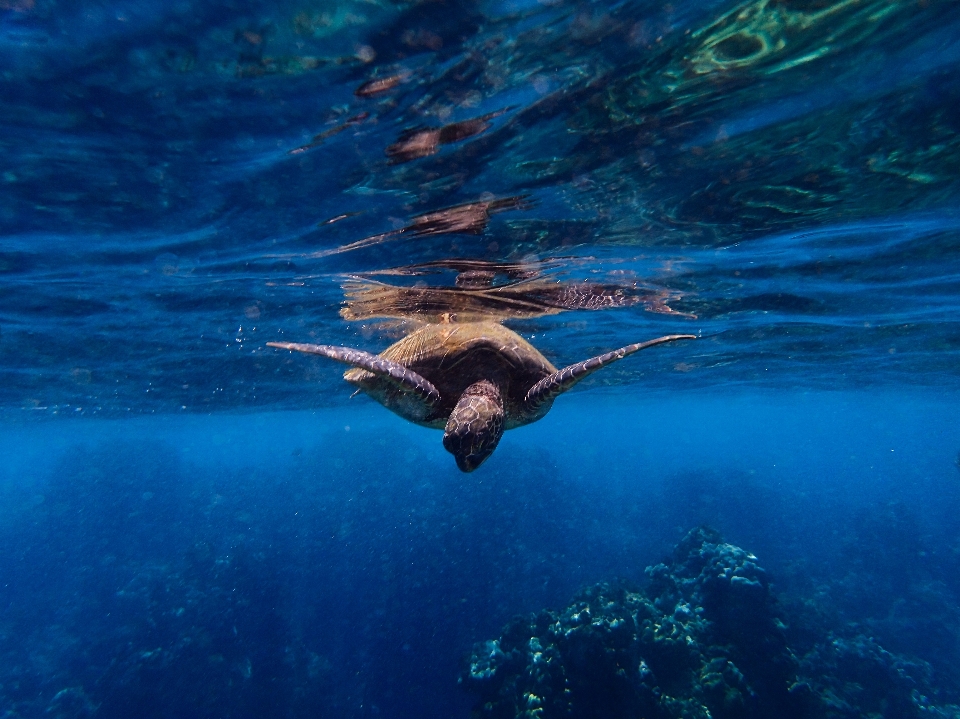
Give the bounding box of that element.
[462,527,960,719]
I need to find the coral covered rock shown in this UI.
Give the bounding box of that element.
[461,527,803,719]
[462,527,960,719]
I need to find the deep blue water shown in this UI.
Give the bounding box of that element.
[3,0,960,717]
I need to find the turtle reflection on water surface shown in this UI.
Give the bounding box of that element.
[268,322,694,472]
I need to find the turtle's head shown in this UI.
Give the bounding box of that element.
[443,380,504,472]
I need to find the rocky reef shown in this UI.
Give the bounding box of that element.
[462,527,960,719]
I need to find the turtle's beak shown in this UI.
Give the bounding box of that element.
[443,380,504,473]
[453,451,487,473]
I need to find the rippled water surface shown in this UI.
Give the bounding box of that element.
[3,0,960,414]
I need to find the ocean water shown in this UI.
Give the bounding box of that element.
[2,0,960,717]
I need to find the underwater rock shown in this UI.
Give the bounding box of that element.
[462,527,960,719]
[795,632,960,719]
[461,527,801,719]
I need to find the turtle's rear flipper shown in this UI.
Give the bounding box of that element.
[267,342,440,406]
[521,334,696,416]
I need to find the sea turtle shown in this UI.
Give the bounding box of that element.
[268,322,695,472]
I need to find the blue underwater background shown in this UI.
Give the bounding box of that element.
[3,0,960,717]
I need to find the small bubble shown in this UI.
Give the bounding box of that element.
[355,45,376,63]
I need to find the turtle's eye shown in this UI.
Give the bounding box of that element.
[443,380,504,472]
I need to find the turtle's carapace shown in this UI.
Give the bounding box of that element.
[268,322,695,472]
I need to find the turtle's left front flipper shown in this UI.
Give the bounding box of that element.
[267,341,440,406]
[522,334,696,415]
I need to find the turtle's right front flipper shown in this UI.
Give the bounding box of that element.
[267,342,440,406]
[521,334,696,416]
